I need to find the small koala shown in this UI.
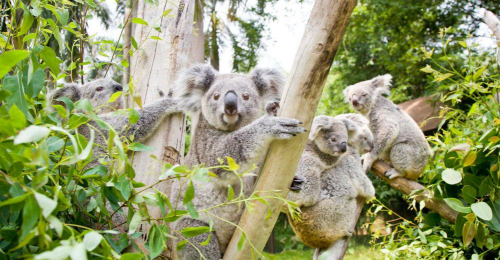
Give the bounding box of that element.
[48,78,181,157]
[284,116,355,208]
[169,64,305,260]
[343,75,432,180]
[285,114,375,260]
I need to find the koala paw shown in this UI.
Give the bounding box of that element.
[346,228,355,237]
[385,168,404,179]
[157,88,166,97]
[266,117,306,139]
[265,101,280,116]
[290,175,305,192]
[361,153,374,173]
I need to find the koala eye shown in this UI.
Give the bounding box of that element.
[242,93,250,100]
[331,138,336,142]
[96,86,104,92]
[213,92,220,100]
[362,93,368,96]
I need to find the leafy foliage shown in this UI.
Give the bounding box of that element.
[366,31,500,259]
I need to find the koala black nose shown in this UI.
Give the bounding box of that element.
[352,99,359,107]
[114,85,123,92]
[340,141,347,152]
[224,91,238,115]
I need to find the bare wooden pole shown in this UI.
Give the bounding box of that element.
[129,0,194,258]
[222,0,357,258]
[483,10,500,39]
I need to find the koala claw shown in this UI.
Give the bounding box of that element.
[385,168,404,179]
[290,175,305,192]
[361,153,374,173]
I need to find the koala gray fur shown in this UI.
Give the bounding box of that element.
[169,64,305,260]
[49,78,181,154]
[343,74,432,180]
[284,115,375,257]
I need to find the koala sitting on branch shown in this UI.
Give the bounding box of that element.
[170,64,305,260]
[285,115,375,260]
[343,75,432,180]
[48,78,181,155]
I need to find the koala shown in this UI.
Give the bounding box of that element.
[48,78,181,158]
[284,116,355,208]
[49,78,182,229]
[285,114,376,260]
[169,64,305,260]
[343,74,432,180]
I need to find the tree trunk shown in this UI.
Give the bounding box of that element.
[222,0,357,258]
[483,10,500,64]
[122,0,133,89]
[189,2,205,138]
[369,160,458,223]
[129,0,194,257]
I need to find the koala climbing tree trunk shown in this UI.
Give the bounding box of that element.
[129,0,194,257]
[222,0,358,258]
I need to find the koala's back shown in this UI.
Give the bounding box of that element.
[370,97,430,156]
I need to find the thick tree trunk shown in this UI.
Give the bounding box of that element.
[129,0,194,258]
[189,3,204,138]
[222,0,357,258]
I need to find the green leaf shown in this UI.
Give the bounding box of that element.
[132,18,148,26]
[128,108,140,125]
[433,73,453,82]
[180,226,210,237]
[46,136,65,153]
[120,253,144,260]
[121,59,129,67]
[9,104,26,130]
[162,9,172,16]
[0,50,30,79]
[462,221,476,247]
[148,224,164,259]
[176,240,187,251]
[28,68,45,98]
[227,157,240,171]
[108,91,122,103]
[128,211,142,234]
[19,10,34,35]
[150,36,163,41]
[462,185,477,204]
[0,193,29,207]
[131,37,138,49]
[186,202,199,219]
[40,46,62,75]
[227,185,234,201]
[14,125,50,144]
[473,66,487,81]
[21,195,40,240]
[34,192,57,217]
[129,143,155,152]
[442,168,462,185]
[444,198,471,213]
[3,75,31,121]
[458,41,467,48]
[471,202,493,221]
[183,181,195,205]
[47,215,63,237]
[83,231,103,251]
[478,176,493,197]
[463,151,477,167]
[237,232,247,251]
[420,65,435,74]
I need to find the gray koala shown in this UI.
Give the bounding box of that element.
[285,114,375,260]
[169,64,305,260]
[49,78,181,156]
[343,75,432,180]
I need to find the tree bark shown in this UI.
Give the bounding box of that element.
[483,10,500,64]
[122,0,133,89]
[129,0,194,258]
[222,0,357,258]
[370,160,458,223]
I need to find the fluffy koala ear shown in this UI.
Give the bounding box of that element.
[48,83,82,104]
[343,86,352,103]
[340,118,358,138]
[372,74,392,96]
[171,64,217,111]
[309,116,331,141]
[250,68,285,103]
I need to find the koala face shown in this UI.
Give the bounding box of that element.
[49,78,124,114]
[82,79,124,114]
[343,74,392,114]
[172,64,284,131]
[202,75,264,131]
[358,127,374,153]
[310,116,357,157]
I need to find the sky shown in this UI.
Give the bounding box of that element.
[86,0,315,74]
[87,1,496,74]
